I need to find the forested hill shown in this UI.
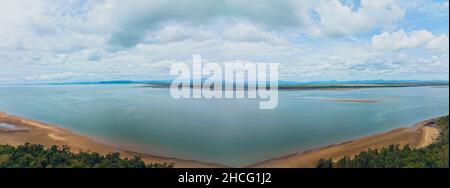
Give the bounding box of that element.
[317,116,449,168]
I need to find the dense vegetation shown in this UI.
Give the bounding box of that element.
[317,116,449,168]
[0,143,173,168]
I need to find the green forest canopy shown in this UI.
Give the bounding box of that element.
[1,116,448,168]
[0,143,173,168]
[317,116,449,168]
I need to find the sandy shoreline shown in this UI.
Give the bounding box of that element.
[0,111,226,168]
[249,117,441,168]
[0,111,441,168]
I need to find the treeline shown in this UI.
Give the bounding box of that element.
[317,116,449,168]
[0,143,173,168]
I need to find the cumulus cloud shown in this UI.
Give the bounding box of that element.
[0,0,42,50]
[0,0,448,82]
[223,23,288,45]
[426,34,450,53]
[372,30,449,52]
[96,0,311,47]
[98,0,407,46]
[0,0,408,50]
[144,24,215,44]
[312,0,404,36]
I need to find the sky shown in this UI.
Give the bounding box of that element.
[0,0,448,83]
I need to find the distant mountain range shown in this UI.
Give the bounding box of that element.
[45,79,449,86]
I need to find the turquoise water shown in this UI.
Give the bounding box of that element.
[0,85,448,166]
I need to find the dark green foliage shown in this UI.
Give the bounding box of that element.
[317,116,449,168]
[317,158,333,168]
[436,116,449,145]
[0,144,174,168]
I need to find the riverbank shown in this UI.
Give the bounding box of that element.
[249,117,441,168]
[0,111,226,168]
[0,111,443,168]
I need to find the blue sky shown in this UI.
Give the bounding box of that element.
[0,0,448,83]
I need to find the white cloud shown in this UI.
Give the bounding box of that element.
[0,0,43,50]
[399,0,449,15]
[372,30,449,52]
[0,0,407,51]
[144,24,215,44]
[313,0,404,36]
[66,0,407,47]
[95,0,312,47]
[224,23,288,45]
[426,34,450,53]
[0,0,448,83]
[24,72,81,81]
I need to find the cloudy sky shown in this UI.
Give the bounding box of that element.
[0,0,448,83]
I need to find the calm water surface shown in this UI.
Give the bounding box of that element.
[0,85,448,166]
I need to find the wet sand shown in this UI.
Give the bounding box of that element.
[249,117,441,168]
[0,111,226,168]
[0,111,441,168]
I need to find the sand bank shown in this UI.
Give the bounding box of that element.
[0,111,226,168]
[249,117,440,168]
[1,111,441,168]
